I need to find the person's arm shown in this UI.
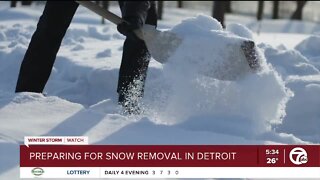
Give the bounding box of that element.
[117,1,152,41]
[121,1,151,28]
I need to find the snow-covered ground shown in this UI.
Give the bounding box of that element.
[0,2,320,180]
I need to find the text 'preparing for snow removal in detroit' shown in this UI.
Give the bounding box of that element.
[29,151,237,161]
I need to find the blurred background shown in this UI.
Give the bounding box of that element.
[8,1,318,25]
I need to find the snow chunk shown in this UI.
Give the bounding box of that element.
[226,23,254,39]
[96,49,112,58]
[295,35,320,58]
[171,14,223,37]
[261,43,320,78]
[71,44,85,51]
[88,26,111,40]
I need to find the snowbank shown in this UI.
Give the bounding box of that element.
[295,35,320,70]
[261,43,319,78]
[259,35,320,143]
[280,76,320,142]
[295,35,320,58]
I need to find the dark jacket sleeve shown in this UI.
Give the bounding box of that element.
[121,1,154,28]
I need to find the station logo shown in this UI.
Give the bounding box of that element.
[289,147,308,165]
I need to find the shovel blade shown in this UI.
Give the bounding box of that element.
[141,25,182,64]
[142,25,262,73]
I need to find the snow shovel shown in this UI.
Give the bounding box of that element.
[76,1,261,71]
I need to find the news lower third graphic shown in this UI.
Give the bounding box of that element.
[20,136,320,178]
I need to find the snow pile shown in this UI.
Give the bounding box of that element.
[295,35,320,70]
[261,43,319,78]
[0,92,84,141]
[0,24,30,91]
[144,15,292,137]
[280,76,320,142]
[0,23,120,106]
[227,23,254,40]
[257,36,320,143]
[295,35,320,58]
[168,15,256,81]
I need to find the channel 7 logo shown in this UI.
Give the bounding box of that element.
[289,147,308,165]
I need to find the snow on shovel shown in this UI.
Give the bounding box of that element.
[76,1,261,72]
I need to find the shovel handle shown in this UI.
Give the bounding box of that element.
[76,1,123,25]
[76,1,144,40]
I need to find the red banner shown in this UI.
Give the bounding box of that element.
[20,145,320,167]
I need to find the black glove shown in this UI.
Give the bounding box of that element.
[117,17,144,42]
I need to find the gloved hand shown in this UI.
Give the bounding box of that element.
[117,17,144,42]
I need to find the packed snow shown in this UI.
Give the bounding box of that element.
[0,2,320,180]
